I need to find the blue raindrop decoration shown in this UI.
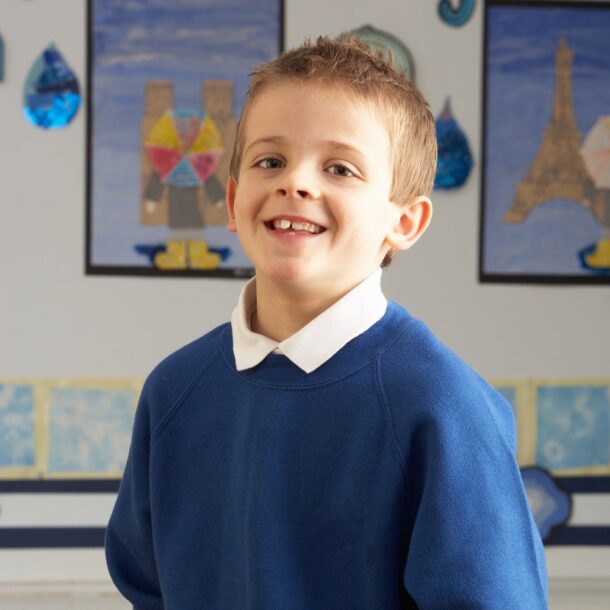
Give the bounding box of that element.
[23,43,81,129]
[438,0,476,28]
[434,97,473,190]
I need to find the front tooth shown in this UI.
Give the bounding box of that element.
[292,222,319,233]
[274,219,291,229]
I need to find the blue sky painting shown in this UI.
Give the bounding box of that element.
[482,2,610,278]
[89,0,281,270]
[0,383,35,469]
[536,384,610,472]
[48,387,136,474]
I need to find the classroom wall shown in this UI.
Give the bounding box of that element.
[1,0,609,589]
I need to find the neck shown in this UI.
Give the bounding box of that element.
[252,278,353,342]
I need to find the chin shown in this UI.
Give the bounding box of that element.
[259,261,323,286]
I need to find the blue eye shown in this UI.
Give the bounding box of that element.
[256,157,283,169]
[327,164,354,177]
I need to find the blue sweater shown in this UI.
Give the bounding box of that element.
[105,302,547,609]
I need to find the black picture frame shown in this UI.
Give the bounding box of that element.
[480,0,610,284]
[85,0,284,278]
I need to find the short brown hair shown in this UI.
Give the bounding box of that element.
[229,34,437,266]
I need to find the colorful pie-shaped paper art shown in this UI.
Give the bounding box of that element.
[145,109,224,187]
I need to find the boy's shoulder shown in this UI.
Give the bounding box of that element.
[141,322,230,414]
[379,303,515,446]
[381,301,477,391]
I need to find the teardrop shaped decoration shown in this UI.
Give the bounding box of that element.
[23,43,81,129]
[438,0,476,28]
[434,97,473,190]
[350,25,416,83]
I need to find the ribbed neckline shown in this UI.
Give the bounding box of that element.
[220,301,413,389]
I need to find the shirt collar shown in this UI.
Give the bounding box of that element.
[231,269,387,374]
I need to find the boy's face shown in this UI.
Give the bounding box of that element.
[227,81,407,297]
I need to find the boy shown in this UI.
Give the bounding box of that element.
[106,36,548,609]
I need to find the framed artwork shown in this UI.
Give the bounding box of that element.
[0,378,141,482]
[527,378,610,545]
[528,379,610,477]
[0,380,38,478]
[0,378,141,550]
[480,0,610,284]
[44,380,139,479]
[490,377,610,545]
[86,0,284,277]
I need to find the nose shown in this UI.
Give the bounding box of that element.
[275,166,321,200]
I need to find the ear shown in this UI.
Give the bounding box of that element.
[385,196,433,252]
[226,176,237,233]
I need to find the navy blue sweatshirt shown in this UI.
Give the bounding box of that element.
[105,302,547,609]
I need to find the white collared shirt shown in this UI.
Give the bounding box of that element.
[230,269,387,374]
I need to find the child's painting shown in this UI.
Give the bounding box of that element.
[0,378,141,480]
[480,1,610,283]
[46,382,138,478]
[86,0,283,277]
[0,382,36,476]
[534,380,610,476]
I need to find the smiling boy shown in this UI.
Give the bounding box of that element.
[225,79,431,338]
[106,36,548,609]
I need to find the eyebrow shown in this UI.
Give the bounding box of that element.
[324,140,367,161]
[243,136,285,158]
[243,137,367,161]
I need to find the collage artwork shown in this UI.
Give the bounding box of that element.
[87,0,282,276]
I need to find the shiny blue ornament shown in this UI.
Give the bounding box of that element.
[438,0,476,28]
[434,97,473,190]
[23,43,81,129]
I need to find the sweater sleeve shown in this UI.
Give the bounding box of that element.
[105,381,163,609]
[399,379,548,609]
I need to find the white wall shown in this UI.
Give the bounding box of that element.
[0,0,609,590]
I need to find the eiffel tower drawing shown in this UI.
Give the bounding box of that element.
[504,38,596,223]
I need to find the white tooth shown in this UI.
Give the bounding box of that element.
[292,221,321,233]
[272,219,323,233]
[274,219,291,230]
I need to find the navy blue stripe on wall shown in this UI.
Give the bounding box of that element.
[1,476,606,494]
[0,527,106,548]
[555,476,610,494]
[1,478,609,548]
[1,526,609,548]
[546,526,610,546]
[0,480,121,493]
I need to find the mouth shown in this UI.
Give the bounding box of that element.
[264,217,327,235]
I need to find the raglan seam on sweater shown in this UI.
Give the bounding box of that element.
[371,315,416,359]
[373,353,412,501]
[370,317,417,476]
[150,347,221,445]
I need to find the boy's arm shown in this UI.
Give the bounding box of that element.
[105,381,163,609]
[400,380,548,609]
